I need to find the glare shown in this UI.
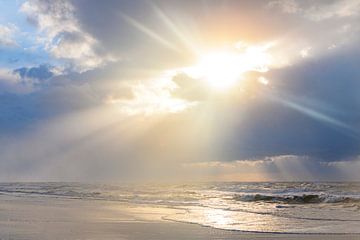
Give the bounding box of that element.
[185,45,272,91]
[196,52,243,89]
[204,208,233,226]
[258,76,269,85]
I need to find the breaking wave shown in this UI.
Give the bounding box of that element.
[234,193,360,204]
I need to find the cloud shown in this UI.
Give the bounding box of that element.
[0,79,109,137]
[20,0,115,72]
[171,72,210,101]
[0,68,33,93]
[155,46,360,162]
[182,155,360,181]
[0,24,18,47]
[108,77,194,116]
[268,0,300,14]
[305,0,360,21]
[13,64,55,82]
[0,64,60,94]
[269,0,360,21]
[324,158,360,179]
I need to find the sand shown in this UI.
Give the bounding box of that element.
[0,194,358,240]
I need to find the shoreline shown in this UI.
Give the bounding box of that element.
[0,194,359,239]
[163,217,360,236]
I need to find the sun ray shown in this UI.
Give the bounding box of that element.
[150,3,199,55]
[120,13,180,53]
[267,92,358,138]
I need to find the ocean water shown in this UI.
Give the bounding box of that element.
[0,182,360,234]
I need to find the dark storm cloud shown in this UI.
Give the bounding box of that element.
[217,47,360,161]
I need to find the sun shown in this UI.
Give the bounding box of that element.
[184,45,272,91]
[195,51,244,90]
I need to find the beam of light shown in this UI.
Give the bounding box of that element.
[15,103,172,176]
[268,93,356,135]
[150,2,199,55]
[120,13,180,53]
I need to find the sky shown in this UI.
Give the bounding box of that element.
[0,0,360,182]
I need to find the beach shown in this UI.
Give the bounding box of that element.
[0,193,359,240]
[1,0,360,239]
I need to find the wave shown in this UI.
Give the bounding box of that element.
[0,188,105,200]
[163,216,360,234]
[234,193,360,204]
[1,183,360,206]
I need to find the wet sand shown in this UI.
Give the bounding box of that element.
[0,195,358,240]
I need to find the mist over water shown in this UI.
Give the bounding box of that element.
[1,182,360,234]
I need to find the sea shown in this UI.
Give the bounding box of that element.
[0,182,359,234]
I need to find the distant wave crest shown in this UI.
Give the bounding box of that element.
[234,193,360,204]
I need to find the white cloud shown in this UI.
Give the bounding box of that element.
[20,0,115,72]
[107,77,194,116]
[265,1,360,67]
[0,24,18,46]
[269,0,360,21]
